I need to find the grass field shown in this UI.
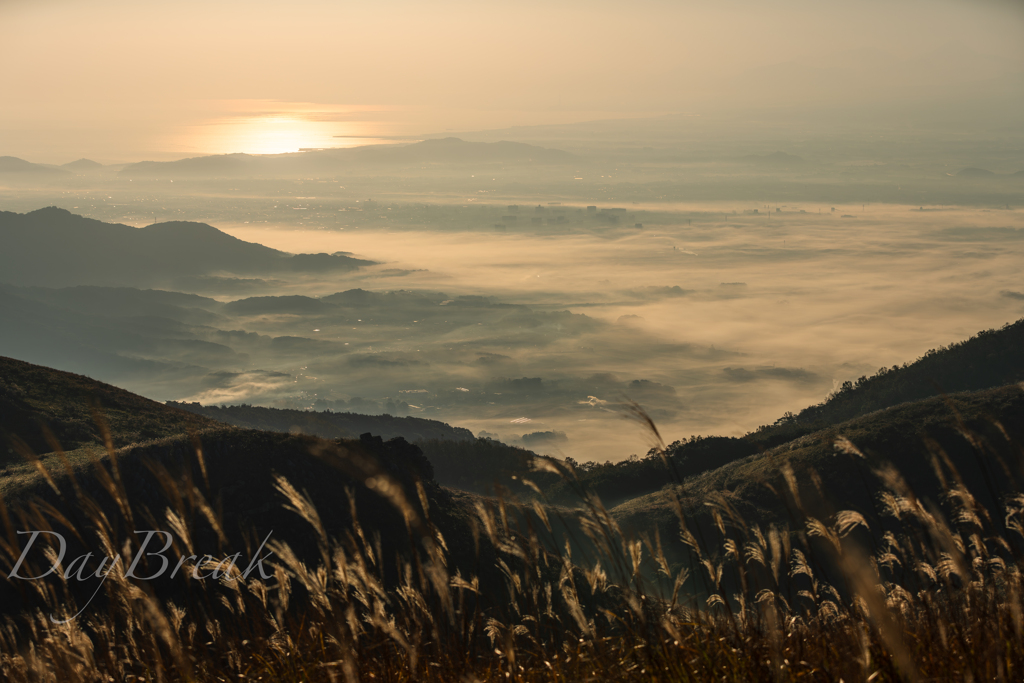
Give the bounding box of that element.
[1,395,1022,682]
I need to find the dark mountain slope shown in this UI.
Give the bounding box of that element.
[223,294,334,315]
[0,355,220,459]
[544,318,1024,508]
[0,208,374,288]
[612,382,1024,571]
[5,284,224,323]
[0,285,245,387]
[0,425,481,606]
[166,402,563,497]
[0,365,501,610]
[544,435,758,507]
[750,317,1024,447]
[169,401,475,444]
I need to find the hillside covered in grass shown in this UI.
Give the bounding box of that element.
[0,343,1023,680]
[612,382,1024,567]
[749,317,1024,445]
[159,317,1024,509]
[0,355,220,460]
[0,316,1022,682]
[543,318,1024,506]
[168,401,563,496]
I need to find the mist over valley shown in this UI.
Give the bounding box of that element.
[2,155,1022,462]
[3,2,1024,679]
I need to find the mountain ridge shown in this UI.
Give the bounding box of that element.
[0,207,375,288]
[0,156,69,174]
[118,137,576,178]
[168,401,476,444]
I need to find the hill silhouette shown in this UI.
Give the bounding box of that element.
[119,138,575,178]
[0,156,69,175]
[334,137,576,164]
[61,158,104,171]
[166,402,567,496]
[0,283,243,387]
[0,207,375,288]
[168,401,475,444]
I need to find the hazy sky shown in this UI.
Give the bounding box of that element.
[2,0,1022,162]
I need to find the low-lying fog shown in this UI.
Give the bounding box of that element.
[2,198,1022,461]
[3,130,1022,462]
[186,203,1021,461]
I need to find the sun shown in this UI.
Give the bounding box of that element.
[205,115,336,155]
[176,102,400,156]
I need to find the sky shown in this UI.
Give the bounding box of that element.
[2,0,1023,163]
